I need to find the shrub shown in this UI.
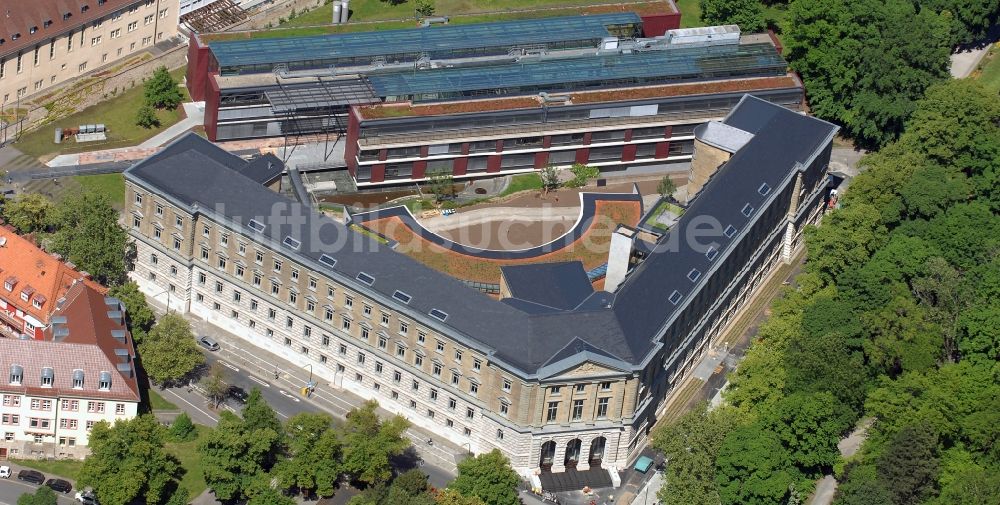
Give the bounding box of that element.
[135,104,160,129]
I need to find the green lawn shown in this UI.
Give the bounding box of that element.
[976,45,1000,94]
[148,388,180,411]
[285,0,652,26]
[75,173,126,207]
[15,67,189,160]
[499,173,542,197]
[167,425,211,499]
[674,0,702,28]
[12,458,84,481]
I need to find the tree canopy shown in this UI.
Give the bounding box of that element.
[49,191,134,286]
[2,192,54,234]
[79,415,180,505]
[109,281,156,343]
[138,313,205,385]
[449,450,521,505]
[340,400,411,487]
[699,0,765,32]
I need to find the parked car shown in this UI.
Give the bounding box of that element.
[16,469,45,485]
[75,490,99,505]
[0,465,10,478]
[228,385,249,404]
[45,478,73,493]
[198,336,220,351]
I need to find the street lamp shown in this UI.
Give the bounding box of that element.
[149,285,172,313]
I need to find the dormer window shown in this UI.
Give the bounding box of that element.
[40,367,54,387]
[29,27,38,34]
[44,20,52,28]
[31,299,41,309]
[72,370,84,389]
[9,365,22,385]
[11,33,20,41]
[98,371,112,390]
[63,12,72,20]
[82,5,90,13]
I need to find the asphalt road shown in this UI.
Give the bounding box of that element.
[166,342,456,489]
[0,477,76,505]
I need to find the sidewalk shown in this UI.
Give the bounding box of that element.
[138,102,205,148]
[145,298,465,475]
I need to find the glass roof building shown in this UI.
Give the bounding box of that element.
[208,13,643,75]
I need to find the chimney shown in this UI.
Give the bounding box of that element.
[605,225,637,293]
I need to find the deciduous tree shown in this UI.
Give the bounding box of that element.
[138,313,205,385]
[653,404,742,505]
[79,415,180,505]
[199,411,281,501]
[699,0,765,32]
[877,424,940,505]
[274,412,340,497]
[715,423,798,505]
[17,486,57,505]
[450,449,521,505]
[2,192,54,234]
[339,400,411,487]
[50,191,134,286]
[144,66,184,110]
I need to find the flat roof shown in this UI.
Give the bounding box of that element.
[266,79,377,112]
[208,12,641,70]
[366,43,786,99]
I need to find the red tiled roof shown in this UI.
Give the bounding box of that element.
[0,227,104,324]
[0,0,145,59]
[0,281,139,401]
[51,282,139,399]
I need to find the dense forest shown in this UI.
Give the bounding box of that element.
[652,2,1000,503]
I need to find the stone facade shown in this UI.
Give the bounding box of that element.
[0,0,179,104]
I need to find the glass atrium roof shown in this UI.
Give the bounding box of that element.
[365,43,788,101]
[208,13,641,70]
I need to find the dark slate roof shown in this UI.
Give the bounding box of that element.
[501,261,594,312]
[241,154,284,185]
[611,95,838,342]
[124,95,836,376]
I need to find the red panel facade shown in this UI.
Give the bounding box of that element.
[185,33,211,102]
[487,155,502,173]
[534,152,549,168]
[655,141,670,159]
[453,157,469,177]
[370,164,386,183]
[575,148,590,165]
[640,12,682,37]
[412,160,428,180]
[205,77,221,142]
[345,107,363,177]
[622,144,637,162]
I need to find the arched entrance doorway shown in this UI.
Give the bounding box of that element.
[589,437,607,467]
[539,441,556,470]
[564,439,582,468]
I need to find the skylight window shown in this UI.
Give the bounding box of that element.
[741,203,754,217]
[282,236,301,250]
[705,247,719,261]
[687,269,701,282]
[668,291,683,305]
[356,272,375,286]
[392,291,412,304]
[724,225,737,238]
[429,309,449,322]
[247,219,266,233]
[318,254,337,269]
[758,183,771,196]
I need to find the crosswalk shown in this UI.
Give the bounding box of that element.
[0,149,83,200]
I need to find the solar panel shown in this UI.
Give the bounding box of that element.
[687,269,701,282]
[758,183,771,196]
[356,272,375,286]
[392,290,412,304]
[429,309,449,321]
[318,254,337,269]
[705,247,719,261]
[724,225,737,238]
[282,236,301,250]
[741,203,754,217]
[247,219,265,233]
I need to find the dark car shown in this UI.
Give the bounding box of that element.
[198,336,220,351]
[45,478,73,493]
[228,385,249,403]
[16,469,45,485]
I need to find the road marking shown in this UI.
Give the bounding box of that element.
[247,375,270,387]
[223,404,237,413]
[275,411,289,419]
[278,390,301,403]
[218,360,241,373]
[164,389,218,423]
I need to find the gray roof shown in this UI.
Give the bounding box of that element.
[124,95,837,377]
[241,154,284,184]
[501,261,594,312]
[694,121,754,153]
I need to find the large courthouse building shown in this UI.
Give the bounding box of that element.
[0,0,178,103]
[124,96,838,478]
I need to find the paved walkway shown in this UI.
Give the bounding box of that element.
[807,419,872,505]
[951,45,992,78]
[138,102,205,148]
